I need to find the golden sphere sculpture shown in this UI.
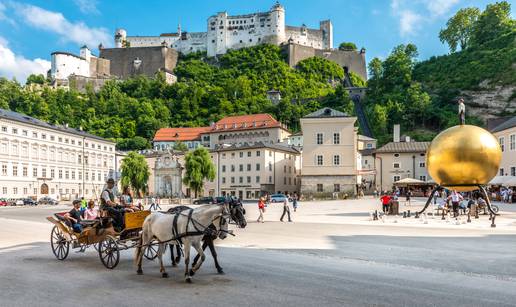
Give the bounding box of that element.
[426,125,502,192]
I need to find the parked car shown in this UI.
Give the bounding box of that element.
[38,196,59,205]
[193,196,217,205]
[0,199,8,206]
[23,198,38,206]
[270,194,288,203]
[15,199,24,206]
[215,196,227,204]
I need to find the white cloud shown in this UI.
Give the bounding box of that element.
[0,2,15,25]
[426,0,460,17]
[73,0,99,15]
[14,3,110,48]
[0,37,51,82]
[399,10,423,37]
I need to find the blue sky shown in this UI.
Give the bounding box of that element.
[0,0,511,82]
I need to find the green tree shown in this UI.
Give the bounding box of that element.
[439,7,480,52]
[339,42,358,51]
[26,74,47,85]
[471,1,514,47]
[183,147,215,198]
[120,151,150,197]
[173,141,189,152]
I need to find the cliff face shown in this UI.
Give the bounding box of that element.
[462,84,516,121]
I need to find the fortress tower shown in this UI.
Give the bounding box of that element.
[114,28,127,48]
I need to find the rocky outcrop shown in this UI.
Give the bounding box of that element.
[462,84,516,122]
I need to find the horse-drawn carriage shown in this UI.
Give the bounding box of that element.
[46,210,159,269]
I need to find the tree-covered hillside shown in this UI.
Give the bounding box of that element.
[0,44,356,150]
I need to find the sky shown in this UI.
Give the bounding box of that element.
[0,0,512,82]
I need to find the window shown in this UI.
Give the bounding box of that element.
[231,177,235,184]
[65,170,69,179]
[1,126,6,132]
[222,153,226,159]
[58,169,63,179]
[333,133,340,145]
[1,164,7,175]
[511,167,516,176]
[50,135,55,141]
[393,175,401,182]
[231,153,235,158]
[222,165,226,172]
[13,187,17,194]
[239,177,243,183]
[247,176,251,183]
[317,184,323,192]
[71,140,75,145]
[256,176,260,183]
[42,134,46,140]
[33,168,37,177]
[12,165,17,176]
[268,176,272,183]
[268,162,272,171]
[239,152,243,158]
[247,164,251,171]
[394,153,400,157]
[78,172,82,180]
[316,133,323,145]
[393,163,400,169]
[269,151,272,157]
[247,151,251,157]
[419,176,427,181]
[334,184,340,192]
[23,187,27,195]
[256,163,260,171]
[50,169,55,178]
[316,155,323,166]
[12,128,18,134]
[22,130,28,136]
[239,164,243,172]
[12,144,18,155]
[32,132,37,138]
[23,167,28,177]
[222,177,226,184]
[231,165,235,172]
[510,134,515,151]
[42,168,46,178]
[366,143,373,149]
[499,137,505,152]
[284,177,287,184]
[71,171,75,180]
[256,151,261,157]
[419,162,426,168]
[284,165,287,172]
[2,187,6,194]
[78,155,82,164]
[333,155,340,166]
[500,168,504,176]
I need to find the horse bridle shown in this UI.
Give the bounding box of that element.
[227,202,246,228]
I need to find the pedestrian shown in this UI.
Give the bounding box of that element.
[448,190,463,217]
[280,198,292,222]
[156,196,162,210]
[406,189,412,206]
[149,196,157,211]
[373,189,378,198]
[257,197,265,223]
[433,190,438,204]
[292,193,298,212]
[380,193,391,213]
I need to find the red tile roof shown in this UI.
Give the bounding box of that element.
[211,114,283,132]
[153,127,210,142]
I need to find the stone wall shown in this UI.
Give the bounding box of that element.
[100,46,178,80]
[284,43,367,80]
[68,75,115,93]
[300,175,357,198]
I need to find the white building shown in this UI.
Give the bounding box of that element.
[0,109,116,201]
[117,2,332,56]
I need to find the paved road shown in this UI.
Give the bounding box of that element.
[1,201,516,306]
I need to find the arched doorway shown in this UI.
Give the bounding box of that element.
[40,183,49,195]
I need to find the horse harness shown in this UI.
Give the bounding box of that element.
[169,207,231,246]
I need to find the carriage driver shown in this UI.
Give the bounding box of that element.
[101,178,125,232]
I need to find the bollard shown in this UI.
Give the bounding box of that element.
[475,208,479,219]
[467,212,471,223]
[423,213,428,224]
[491,215,496,228]
[441,210,446,220]
[407,210,411,218]
[415,212,419,219]
[403,211,407,218]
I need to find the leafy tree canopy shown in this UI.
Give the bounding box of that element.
[339,42,358,51]
[120,151,150,197]
[183,147,215,198]
[439,7,480,52]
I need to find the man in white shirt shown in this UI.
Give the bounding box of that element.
[458,98,466,125]
[448,190,464,217]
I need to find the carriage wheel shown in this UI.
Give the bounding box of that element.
[144,242,158,260]
[50,226,69,260]
[98,236,120,269]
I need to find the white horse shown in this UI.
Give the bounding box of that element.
[135,204,230,283]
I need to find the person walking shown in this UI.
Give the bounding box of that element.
[292,193,298,212]
[280,198,292,222]
[448,190,463,217]
[406,189,412,206]
[257,197,265,223]
[149,196,156,211]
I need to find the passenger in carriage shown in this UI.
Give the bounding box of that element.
[84,200,98,220]
[64,200,83,233]
[120,186,137,212]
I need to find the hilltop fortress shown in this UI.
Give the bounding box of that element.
[49,3,366,90]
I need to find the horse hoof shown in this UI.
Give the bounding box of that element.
[175,257,181,263]
[217,269,225,275]
[137,269,143,275]
[189,269,195,276]
[172,263,177,267]
[185,277,192,283]
[162,272,169,278]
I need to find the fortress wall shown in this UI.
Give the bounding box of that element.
[100,46,178,80]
